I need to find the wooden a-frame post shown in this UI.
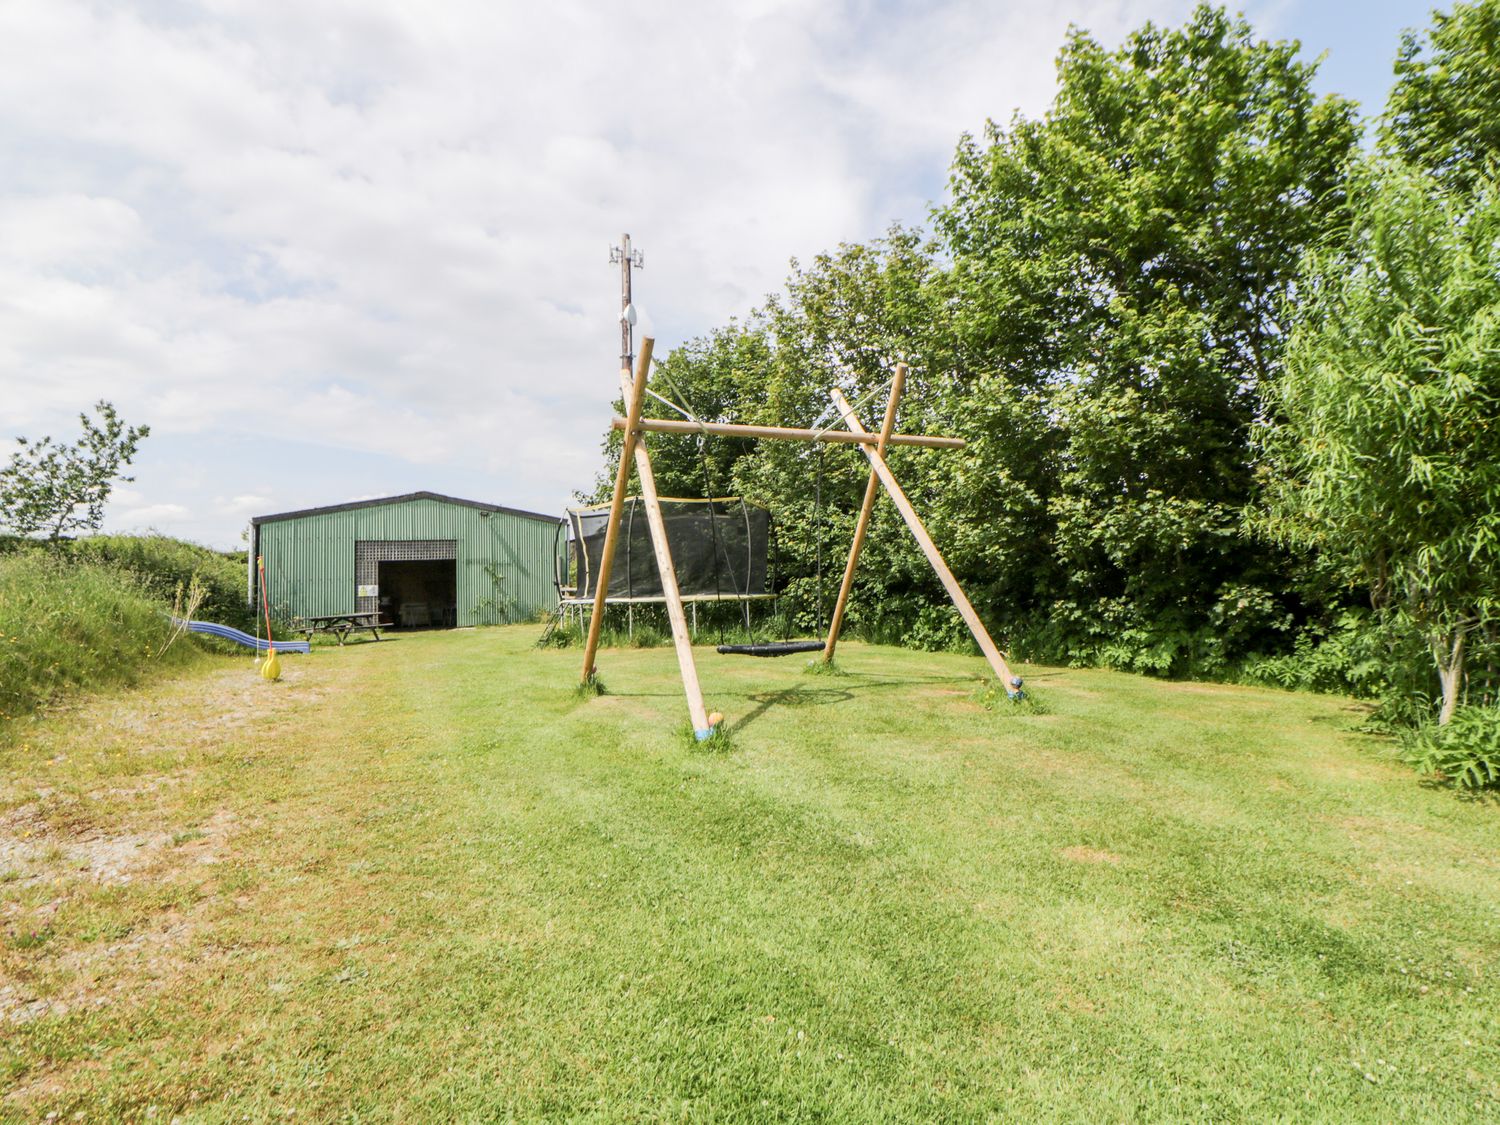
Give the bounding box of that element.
[828,387,1020,691]
[580,341,653,685]
[619,371,714,738]
[580,336,716,738]
[823,363,907,663]
[581,347,1015,732]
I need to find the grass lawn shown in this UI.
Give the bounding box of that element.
[1,626,1496,1121]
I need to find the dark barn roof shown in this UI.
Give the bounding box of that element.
[250,490,559,527]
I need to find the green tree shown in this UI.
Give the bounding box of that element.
[1382,0,1500,197]
[750,230,963,636]
[1257,163,1500,724]
[936,4,1360,671]
[0,401,150,541]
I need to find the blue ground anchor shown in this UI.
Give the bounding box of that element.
[695,727,716,741]
[1006,675,1026,701]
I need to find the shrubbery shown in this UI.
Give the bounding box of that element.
[1401,706,1500,791]
[1240,612,1423,700]
[64,534,253,631]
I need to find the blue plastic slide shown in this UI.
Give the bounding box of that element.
[173,618,310,654]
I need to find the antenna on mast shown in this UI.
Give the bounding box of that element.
[609,233,644,370]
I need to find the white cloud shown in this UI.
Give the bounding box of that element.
[0,0,1206,546]
[216,494,272,517]
[113,502,190,527]
[0,195,145,269]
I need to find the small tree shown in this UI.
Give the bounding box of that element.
[1257,163,1500,724]
[0,401,150,541]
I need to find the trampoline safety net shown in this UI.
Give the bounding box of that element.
[565,498,769,600]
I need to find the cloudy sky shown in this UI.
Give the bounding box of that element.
[0,0,1433,548]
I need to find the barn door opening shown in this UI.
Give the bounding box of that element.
[378,559,457,628]
[356,539,459,627]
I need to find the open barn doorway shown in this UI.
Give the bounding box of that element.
[378,559,457,629]
[355,540,459,628]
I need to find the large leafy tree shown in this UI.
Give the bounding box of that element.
[1258,163,1500,724]
[936,5,1359,670]
[1382,0,1500,198]
[0,401,150,541]
[591,5,1367,669]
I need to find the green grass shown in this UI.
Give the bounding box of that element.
[0,552,209,726]
[1,627,1496,1121]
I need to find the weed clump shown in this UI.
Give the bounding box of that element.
[574,675,607,700]
[686,723,735,753]
[973,679,1048,715]
[536,621,582,649]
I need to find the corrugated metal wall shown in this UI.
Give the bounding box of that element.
[255,497,561,626]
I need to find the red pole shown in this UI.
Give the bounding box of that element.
[257,556,277,654]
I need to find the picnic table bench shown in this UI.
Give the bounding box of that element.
[294,611,393,645]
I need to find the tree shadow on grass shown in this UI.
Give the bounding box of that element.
[1416,776,1500,805]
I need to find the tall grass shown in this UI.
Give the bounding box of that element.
[0,553,205,727]
[64,534,253,630]
[0,533,252,630]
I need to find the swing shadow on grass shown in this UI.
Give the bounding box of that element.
[727,684,856,737]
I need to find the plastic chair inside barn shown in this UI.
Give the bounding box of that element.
[378,559,458,629]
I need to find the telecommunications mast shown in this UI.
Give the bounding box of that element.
[609,233,644,369]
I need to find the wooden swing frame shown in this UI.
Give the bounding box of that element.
[580,339,1019,738]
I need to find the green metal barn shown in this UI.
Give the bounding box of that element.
[249,492,561,628]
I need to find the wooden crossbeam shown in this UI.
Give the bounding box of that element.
[611,415,963,450]
[830,388,1019,689]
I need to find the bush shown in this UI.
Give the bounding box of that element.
[1400,706,1500,791]
[0,553,205,726]
[1239,610,1440,726]
[853,591,979,654]
[64,535,253,631]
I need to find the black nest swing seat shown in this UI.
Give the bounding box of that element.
[716,639,825,658]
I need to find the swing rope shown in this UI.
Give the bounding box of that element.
[703,422,827,658]
[636,358,828,657]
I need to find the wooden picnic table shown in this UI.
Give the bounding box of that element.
[295,611,393,646]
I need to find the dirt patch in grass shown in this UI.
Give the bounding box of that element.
[10,663,327,762]
[1051,984,1101,1014]
[3,802,156,886]
[1161,682,1265,698]
[88,773,189,801]
[1334,813,1436,838]
[2,912,197,1038]
[2,1062,102,1109]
